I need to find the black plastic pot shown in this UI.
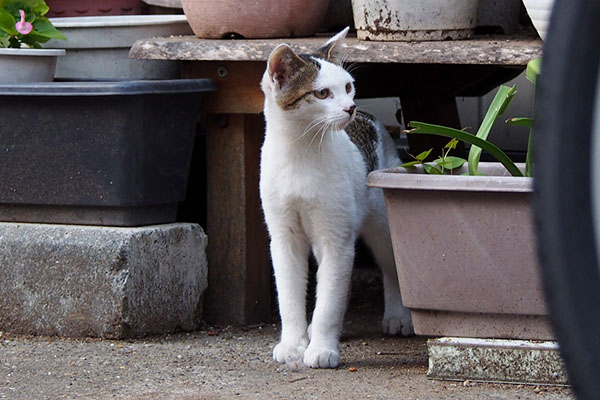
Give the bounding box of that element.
[0,79,215,226]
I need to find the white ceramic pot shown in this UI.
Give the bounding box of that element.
[522,0,555,40]
[0,48,66,83]
[45,15,192,79]
[351,0,480,41]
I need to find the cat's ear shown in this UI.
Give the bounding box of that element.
[267,44,307,90]
[316,26,349,64]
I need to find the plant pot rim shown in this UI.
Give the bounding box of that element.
[367,162,533,193]
[0,48,66,57]
[0,78,215,96]
[49,14,188,28]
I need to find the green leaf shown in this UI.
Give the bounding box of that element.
[527,58,542,85]
[444,138,459,150]
[423,163,442,174]
[506,117,534,128]
[468,85,517,175]
[415,148,433,161]
[0,8,18,36]
[408,121,523,177]
[434,156,466,170]
[400,160,420,168]
[32,18,66,41]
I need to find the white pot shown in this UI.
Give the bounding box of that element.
[522,0,555,40]
[0,48,66,83]
[45,15,192,79]
[351,0,480,41]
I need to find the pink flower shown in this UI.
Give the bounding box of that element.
[15,9,33,35]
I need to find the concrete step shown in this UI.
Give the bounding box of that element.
[0,222,207,339]
[427,337,568,385]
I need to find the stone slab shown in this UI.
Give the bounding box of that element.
[427,337,569,385]
[0,222,207,339]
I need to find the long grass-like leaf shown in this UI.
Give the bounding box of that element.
[468,85,517,175]
[408,121,523,177]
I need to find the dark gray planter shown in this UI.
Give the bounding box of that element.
[0,79,215,226]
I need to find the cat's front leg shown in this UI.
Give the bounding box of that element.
[304,243,354,369]
[270,232,311,369]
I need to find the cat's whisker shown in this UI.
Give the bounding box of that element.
[295,115,330,144]
[309,120,328,148]
[344,62,361,76]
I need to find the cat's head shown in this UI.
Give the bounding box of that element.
[261,27,356,130]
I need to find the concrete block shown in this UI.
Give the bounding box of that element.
[0,222,207,339]
[427,337,568,385]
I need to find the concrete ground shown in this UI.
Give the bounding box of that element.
[1,268,574,400]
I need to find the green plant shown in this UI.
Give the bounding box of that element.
[403,58,541,177]
[0,0,65,48]
[401,138,466,175]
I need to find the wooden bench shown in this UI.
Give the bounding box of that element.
[130,31,543,325]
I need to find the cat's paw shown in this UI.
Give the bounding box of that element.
[382,311,414,336]
[273,340,308,370]
[303,343,341,369]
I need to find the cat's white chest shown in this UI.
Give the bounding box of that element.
[260,130,364,203]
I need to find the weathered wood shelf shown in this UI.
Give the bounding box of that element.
[131,31,543,66]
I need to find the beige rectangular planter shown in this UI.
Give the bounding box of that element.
[367,163,554,340]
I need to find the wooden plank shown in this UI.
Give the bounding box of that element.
[131,31,543,66]
[203,113,271,325]
[183,61,265,114]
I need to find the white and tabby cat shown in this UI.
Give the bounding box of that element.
[260,28,413,370]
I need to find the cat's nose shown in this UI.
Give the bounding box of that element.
[344,105,356,115]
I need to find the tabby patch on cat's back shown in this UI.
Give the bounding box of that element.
[347,111,379,173]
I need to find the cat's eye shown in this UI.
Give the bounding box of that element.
[345,82,353,94]
[314,88,330,99]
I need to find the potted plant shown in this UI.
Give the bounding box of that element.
[367,60,553,340]
[0,0,66,82]
[351,0,480,41]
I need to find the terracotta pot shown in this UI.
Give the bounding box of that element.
[181,0,330,39]
[46,0,147,17]
[367,163,554,340]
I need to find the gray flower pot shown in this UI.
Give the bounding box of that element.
[351,0,480,41]
[367,163,554,340]
[45,15,192,79]
[0,48,65,83]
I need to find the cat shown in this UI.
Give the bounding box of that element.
[259,27,413,370]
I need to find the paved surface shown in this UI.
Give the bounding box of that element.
[0,268,575,400]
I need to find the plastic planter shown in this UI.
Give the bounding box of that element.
[0,48,66,83]
[46,15,193,79]
[0,79,215,226]
[367,163,554,340]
